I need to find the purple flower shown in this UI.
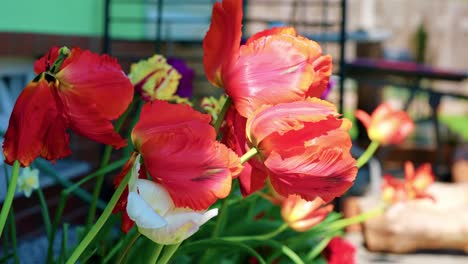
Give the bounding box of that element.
[167,58,196,98]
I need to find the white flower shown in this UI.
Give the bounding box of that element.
[126,155,218,245]
[17,167,39,198]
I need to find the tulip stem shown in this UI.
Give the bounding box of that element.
[356,141,380,168]
[325,206,384,231]
[149,244,164,264]
[0,160,20,238]
[240,148,259,164]
[305,233,337,261]
[158,242,181,264]
[223,223,289,242]
[66,170,132,264]
[86,98,136,229]
[213,96,232,134]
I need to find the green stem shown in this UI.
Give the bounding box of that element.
[158,242,182,264]
[60,223,69,263]
[49,46,70,74]
[65,170,132,264]
[240,148,259,164]
[86,98,136,228]
[305,233,336,261]
[148,244,164,264]
[0,160,20,238]
[223,223,288,242]
[36,188,52,240]
[326,206,384,231]
[356,141,379,168]
[8,206,18,264]
[86,145,113,228]
[213,97,232,134]
[116,231,141,264]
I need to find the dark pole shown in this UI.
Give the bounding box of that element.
[103,0,111,54]
[156,0,164,54]
[338,0,347,114]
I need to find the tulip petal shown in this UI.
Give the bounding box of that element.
[34,46,61,74]
[56,48,134,120]
[59,89,127,148]
[246,27,297,45]
[3,80,71,166]
[127,192,167,229]
[203,0,243,87]
[141,132,240,210]
[132,100,213,148]
[135,179,174,217]
[139,209,218,245]
[265,130,357,203]
[354,109,371,129]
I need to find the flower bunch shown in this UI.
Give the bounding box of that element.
[0,0,419,263]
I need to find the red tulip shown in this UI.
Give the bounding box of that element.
[203,0,332,118]
[128,100,242,211]
[281,195,333,232]
[239,98,357,202]
[323,237,356,264]
[2,46,133,166]
[355,103,414,145]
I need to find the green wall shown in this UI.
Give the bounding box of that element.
[0,0,145,38]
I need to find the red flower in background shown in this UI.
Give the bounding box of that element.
[323,237,356,264]
[230,98,357,203]
[203,0,332,118]
[355,103,414,145]
[119,101,242,212]
[2,47,134,166]
[382,161,435,204]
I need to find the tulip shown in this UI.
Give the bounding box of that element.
[381,162,435,204]
[2,46,133,166]
[323,237,356,264]
[203,0,332,118]
[125,156,218,245]
[281,195,333,232]
[114,100,242,216]
[240,98,357,202]
[355,103,414,145]
[129,55,181,102]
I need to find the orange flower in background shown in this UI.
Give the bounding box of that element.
[281,195,333,232]
[2,46,134,166]
[128,100,242,211]
[355,103,414,145]
[242,98,357,202]
[203,0,332,118]
[381,161,435,204]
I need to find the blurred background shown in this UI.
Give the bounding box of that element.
[0,0,467,262]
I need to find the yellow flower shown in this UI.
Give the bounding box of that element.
[129,55,181,102]
[17,167,39,198]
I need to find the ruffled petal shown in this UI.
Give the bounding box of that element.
[132,100,213,149]
[306,55,333,98]
[265,129,357,203]
[56,48,134,120]
[58,88,127,148]
[127,191,168,229]
[140,131,240,210]
[246,27,297,45]
[226,33,328,117]
[203,0,243,87]
[3,80,71,166]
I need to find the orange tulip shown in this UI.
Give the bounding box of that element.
[203,0,332,118]
[240,98,357,202]
[381,162,435,204]
[281,195,333,232]
[355,103,414,145]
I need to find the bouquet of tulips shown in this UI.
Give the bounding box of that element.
[0,0,421,263]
